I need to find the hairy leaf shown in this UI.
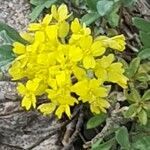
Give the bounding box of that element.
[139,31,150,48]
[133,17,150,33]
[92,138,114,150]
[126,57,141,78]
[115,126,130,149]
[142,90,150,101]
[138,48,150,60]
[138,109,147,125]
[81,12,100,25]
[87,113,107,129]
[0,45,14,67]
[29,0,57,22]
[0,22,28,44]
[97,0,114,17]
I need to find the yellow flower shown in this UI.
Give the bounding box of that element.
[70,18,91,43]
[28,14,52,31]
[95,54,128,88]
[13,42,26,55]
[46,80,78,118]
[9,61,26,80]
[107,63,128,88]
[72,79,108,103]
[90,98,110,114]
[51,4,70,22]
[55,104,71,119]
[38,103,56,115]
[17,78,41,110]
[79,36,106,69]
[20,32,34,43]
[9,4,128,119]
[96,35,126,51]
[71,18,91,36]
[51,4,70,38]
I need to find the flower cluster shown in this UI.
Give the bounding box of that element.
[9,4,128,119]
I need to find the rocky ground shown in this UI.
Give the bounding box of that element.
[0,1,61,150]
[0,0,30,31]
[0,0,149,150]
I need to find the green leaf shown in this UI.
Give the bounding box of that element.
[143,102,150,110]
[138,48,150,60]
[0,22,28,44]
[142,90,150,101]
[121,0,136,7]
[44,0,57,9]
[86,0,99,10]
[81,12,100,25]
[30,0,44,6]
[92,138,114,150]
[29,5,45,22]
[0,30,13,44]
[135,119,150,133]
[125,104,138,118]
[135,72,150,82]
[0,45,15,67]
[139,31,150,48]
[138,109,147,125]
[126,57,141,78]
[91,138,103,150]
[131,136,150,150]
[133,17,150,33]
[96,0,114,17]
[126,88,141,102]
[107,11,119,27]
[29,0,57,21]
[115,126,130,149]
[139,61,150,73]
[87,113,107,129]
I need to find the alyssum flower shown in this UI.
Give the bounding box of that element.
[9,4,128,119]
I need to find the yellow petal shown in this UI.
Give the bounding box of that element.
[21,96,32,110]
[35,31,45,42]
[13,42,26,54]
[69,46,83,62]
[38,103,56,115]
[90,103,100,114]
[109,35,126,51]
[71,18,81,33]
[93,87,108,97]
[79,36,92,50]
[42,14,52,25]
[98,54,115,69]
[51,5,58,20]
[8,61,25,80]
[65,105,71,119]
[17,83,26,95]
[28,23,41,31]
[72,66,86,80]
[46,25,58,40]
[55,105,65,119]
[95,67,107,81]
[26,78,40,92]
[58,4,68,22]
[71,80,89,100]
[31,94,36,108]
[56,71,67,87]
[48,78,57,90]
[58,21,69,38]
[20,32,34,43]
[83,55,96,69]
[91,41,106,56]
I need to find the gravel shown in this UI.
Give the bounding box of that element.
[0,0,30,31]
